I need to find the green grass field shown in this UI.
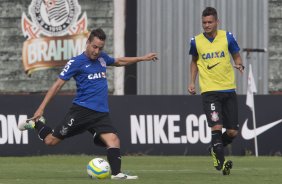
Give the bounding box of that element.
[0,155,281,184]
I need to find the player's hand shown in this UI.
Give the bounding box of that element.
[142,53,158,62]
[31,109,44,121]
[233,64,245,74]
[188,83,196,95]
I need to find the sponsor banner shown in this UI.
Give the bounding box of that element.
[23,33,88,73]
[0,95,281,156]
[21,0,88,75]
[22,33,88,73]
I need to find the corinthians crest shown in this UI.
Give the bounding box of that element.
[21,0,89,75]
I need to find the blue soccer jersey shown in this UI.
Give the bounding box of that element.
[59,52,115,112]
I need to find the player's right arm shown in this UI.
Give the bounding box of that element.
[33,78,66,121]
[32,57,80,120]
[188,55,198,95]
[188,37,198,95]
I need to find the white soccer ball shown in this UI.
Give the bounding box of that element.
[87,158,110,179]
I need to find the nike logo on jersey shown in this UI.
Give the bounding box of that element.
[241,119,282,140]
[85,64,91,68]
[207,63,220,70]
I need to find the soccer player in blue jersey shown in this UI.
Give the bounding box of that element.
[188,7,244,175]
[18,28,158,179]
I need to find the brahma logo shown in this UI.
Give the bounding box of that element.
[21,0,88,75]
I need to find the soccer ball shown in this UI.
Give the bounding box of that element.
[87,158,110,179]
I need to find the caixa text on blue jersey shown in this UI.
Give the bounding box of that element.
[88,72,106,80]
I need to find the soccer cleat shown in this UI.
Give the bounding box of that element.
[222,160,233,175]
[210,147,222,170]
[111,173,138,180]
[18,116,46,131]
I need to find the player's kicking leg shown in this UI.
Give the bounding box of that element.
[18,116,53,141]
[18,116,46,131]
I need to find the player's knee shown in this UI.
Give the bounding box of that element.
[227,129,238,138]
[105,133,120,148]
[109,134,120,147]
[44,135,60,146]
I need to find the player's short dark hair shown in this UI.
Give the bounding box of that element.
[202,7,218,20]
[88,28,106,42]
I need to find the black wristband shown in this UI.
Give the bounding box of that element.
[239,64,245,70]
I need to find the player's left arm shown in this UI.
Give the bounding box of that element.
[227,32,244,74]
[232,53,244,74]
[111,53,158,66]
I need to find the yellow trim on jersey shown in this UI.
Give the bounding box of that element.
[195,30,236,93]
